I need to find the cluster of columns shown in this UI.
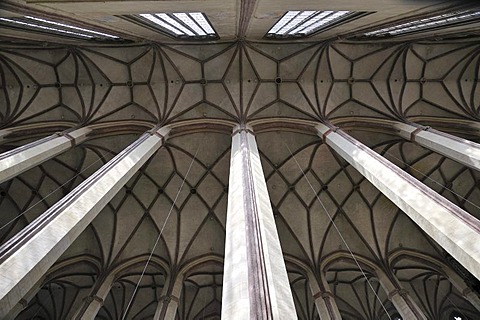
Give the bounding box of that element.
[70,257,184,320]
[0,119,479,319]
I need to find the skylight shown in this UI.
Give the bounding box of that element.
[134,12,218,40]
[0,16,119,40]
[266,10,362,38]
[363,9,480,37]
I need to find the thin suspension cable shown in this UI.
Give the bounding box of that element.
[0,148,108,231]
[381,143,480,318]
[121,136,203,320]
[381,146,480,212]
[279,133,393,320]
[0,148,107,316]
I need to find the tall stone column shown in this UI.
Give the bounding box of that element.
[395,122,480,171]
[462,288,480,311]
[442,265,480,312]
[153,273,182,320]
[0,127,91,184]
[376,271,426,319]
[72,273,114,319]
[0,126,170,318]
[222,125,296,319]
[3,277,43,320]
[311,275,341,320]
[316,123,480,280]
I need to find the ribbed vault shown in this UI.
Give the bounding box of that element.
[0,40,479,319]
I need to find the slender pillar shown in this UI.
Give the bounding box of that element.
[442,266,480,311]
[376,271,426,319]
[72,274,114,319]
[0,126,170,317]
[316,123,480,280]
[222,125,296,319]
[0,127,91,184]
[395,122,480,171]
[153,294,180,320]
[153,273,182,320]
[4,277,43,320]
[311,275,341,320]
[463,288,480,311]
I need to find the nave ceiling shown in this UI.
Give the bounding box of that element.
[0,39,479,319]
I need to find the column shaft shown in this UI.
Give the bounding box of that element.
[4,277,43,320]
[388,289,426,319]
[0,127,91,184]
[73,274,114,319]
[153,274,182,320]
[222,127,296,319]
[313,292,341,320]
[78,295,104,319]
[374,270,426,319]
[317,124,480,280]
[310,274,341,320]
[395,122,480,171]
[154,298,178,320]
[0,126,170,317]
[463,288,480,311]
[443,266,480,312]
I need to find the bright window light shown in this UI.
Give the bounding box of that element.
[266,10,358,38]
[140,14,184,35]
[24,16,118,38]
[0,16,119,40]
[277,11,316,35]
[173,13,206,36]
[156,14,195,36]
[363,9,480,37]
[135,12,218,39]
[269,11,299,34]
[189,12,215,34]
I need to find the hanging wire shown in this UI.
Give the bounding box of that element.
[0,147,108,231]
[2,146,114,318]
[279,133,393,320]
[380,145,480,212]
[120,135,204,320]
[381,145,479,318]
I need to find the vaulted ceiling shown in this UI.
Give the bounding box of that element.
[1,0,480,319]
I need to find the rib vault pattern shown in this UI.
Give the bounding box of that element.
[0,41,479,319]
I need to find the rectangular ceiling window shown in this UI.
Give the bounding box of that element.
[0,16,119,40]
[363,9,480,37]
[130,12,218,40]
[266,10,365,38]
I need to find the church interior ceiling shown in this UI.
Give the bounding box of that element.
[0,0,480,318]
